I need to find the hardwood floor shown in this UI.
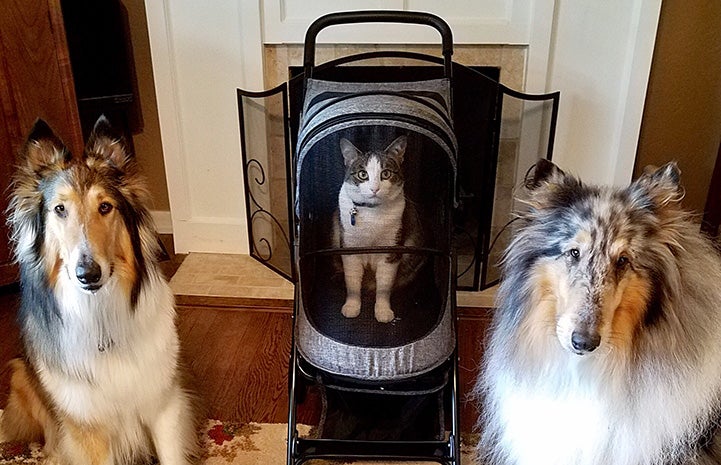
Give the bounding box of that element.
[175,303,489,431]
[0,236,490,433]
[177,306,321,425]
[0,286,22,410]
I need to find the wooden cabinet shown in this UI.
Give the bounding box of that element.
[0,0,83,286]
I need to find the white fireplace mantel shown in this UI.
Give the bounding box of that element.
[144,0,661,255]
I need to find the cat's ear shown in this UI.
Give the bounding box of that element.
[340,138,361,167]
[384,136,407,164]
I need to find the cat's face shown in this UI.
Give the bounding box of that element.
[340,136,406,205]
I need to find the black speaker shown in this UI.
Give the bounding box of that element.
[60,0,141,148]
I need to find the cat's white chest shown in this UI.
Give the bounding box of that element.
[338,187,404,247]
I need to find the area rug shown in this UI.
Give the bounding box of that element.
[0,410,479,464]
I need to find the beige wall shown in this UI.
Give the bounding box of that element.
[635,0,721,213]
[122,0,170,212]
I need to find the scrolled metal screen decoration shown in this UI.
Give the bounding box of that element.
[245,158,292,262]
[237,85,296,282]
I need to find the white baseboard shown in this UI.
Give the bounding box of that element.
[171,219,249,255]
[151,210,173,235]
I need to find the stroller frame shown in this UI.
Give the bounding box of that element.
[286,11,462,465]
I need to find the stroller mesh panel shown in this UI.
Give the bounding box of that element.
[295,77,456,380]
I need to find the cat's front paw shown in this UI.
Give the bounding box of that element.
[341,297,361,318]
[374,301,395,323]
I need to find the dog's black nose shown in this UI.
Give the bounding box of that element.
[76,257,102,285]
[571,330,600,353]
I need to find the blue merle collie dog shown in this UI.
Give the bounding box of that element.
[477,159,721,465]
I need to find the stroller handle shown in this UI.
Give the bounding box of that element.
[303,10,454,78]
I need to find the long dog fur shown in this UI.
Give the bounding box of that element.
[1,117,199,465]
[477,159,721,465]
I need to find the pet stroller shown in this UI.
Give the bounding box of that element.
[287,12,459,465]
[236,10,560,465]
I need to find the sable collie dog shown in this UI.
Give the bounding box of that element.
[477,159,721,465]
[1,117,198,464]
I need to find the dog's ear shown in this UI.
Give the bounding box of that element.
[85,115,132,170]
[524,158,566,191]
[630,162,683,210]
[19,119,72,173]
[521,158,577,210]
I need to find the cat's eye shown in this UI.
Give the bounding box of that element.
[380,169,393,180]
[54,204,67,218]
[99,202,113,215]
[356,170,368,181]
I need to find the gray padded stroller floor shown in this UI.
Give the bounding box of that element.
[304,257,442,348]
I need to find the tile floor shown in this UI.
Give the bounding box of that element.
[169,253,294,308]
[170,252,496,310]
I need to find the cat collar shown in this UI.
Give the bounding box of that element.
[350,201,378,226]
[352,201,378,208]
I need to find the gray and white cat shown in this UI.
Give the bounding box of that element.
[333,135,422,323]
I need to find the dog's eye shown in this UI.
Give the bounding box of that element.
[98,202,113,215]
[569,248,580,259]
[54,204,66,218]
[616,255,630,268]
